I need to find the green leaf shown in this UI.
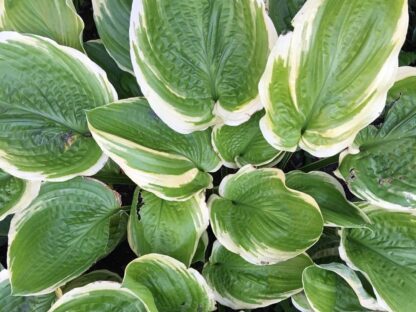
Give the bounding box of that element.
[0,32,117,181]
[123,254,216,311]
[0,169,40,221]
[260,0,408,157]
[340,205,416,312]
[192,231,209,264]
[92,0,133,73]
[285,171,370,228]
[203,241,312,309]
[212,111,284,168]
[291,292,313,312]
[268,0,306,34]
[49,282,157,312]
[105,210,128,255]
[128,190,209,266]
[209,165,323,265]
[8,177,122,295]
[0,0,84,50]
[0,270,56,312]
[87,98,221,201]
[130,0,276,133]
[61,270,122,294]
[336,67,416,209]
[302,263,381,312]
[84,40,141,99]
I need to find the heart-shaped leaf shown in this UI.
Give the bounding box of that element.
[8,177,122,295]
[209,165,323,265]
[203,241,312,309]
[260,0,408,157]
[130,0,276,133]
[0,32,116,181]
[337,67,416,210]
[87,98,221,201]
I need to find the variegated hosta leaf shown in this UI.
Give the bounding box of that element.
[130,0,277,133]
[0,0,84,50]
[292,292,313,312]
[128,190,209,266]
[92,0,133,73]
[8,177,122,295]
[62,270,122,294]
[0,32,116,181]
[336,67,416,210]
[302,263,382,312]
[209,165,323,265]
[123,254,216,311]
[260,0,408,157]
[84,40,141,99]
[212,111,284,168]
[202,241,312,309]
[286,171,370,228]
[87,98,221,201]
[340,205,416,312]
[0,270,56,312]
[0,169,40,221]
[49,282,157,312]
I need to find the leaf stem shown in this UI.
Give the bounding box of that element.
[298,154,339,172]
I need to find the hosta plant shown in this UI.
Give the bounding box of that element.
[0,0,415,311]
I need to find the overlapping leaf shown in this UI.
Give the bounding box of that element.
[0,0,84,50]
[286,171,370,227]
[302,263,381,312]
[8,177,122,295]
[212,111,284,168]
[49,282,157,312]
[130,0,276,133]
[0,32,116,181]
[203,241,312,309]
[92,0,133,73]
[123,254,216,311]
[337,67,416,209]
[128,190,209,266]
[87,98,221,201]
[260,0,408,157]
[0,270,56,312]
[209,165,323,265]
[0,169,40,221]
[340,205,416,312]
